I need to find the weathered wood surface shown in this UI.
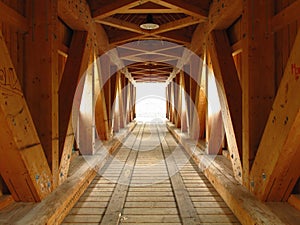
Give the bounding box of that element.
[0,122,136,224]
[62,123,239,225]
[167,123,300,225]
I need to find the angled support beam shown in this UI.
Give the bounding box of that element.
[208,30,243,183]
[250,31,300,201]
[0,31,52,202]
[92,0,151,20]
[58,31,90,159]
[25,0,59,188]
[150,0,208,19]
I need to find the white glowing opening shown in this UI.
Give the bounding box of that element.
[136,83,166,122]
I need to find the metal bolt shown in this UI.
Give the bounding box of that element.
[262,173,267,180]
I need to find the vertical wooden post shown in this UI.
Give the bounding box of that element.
[242,0,275,187]
[180,71,188,132]
[250,31,300,201]
[174,73,181,128]
[25,0,59,188]
[183,69,191,133]
[78,53,95,154]
[113,72,121,132]
[118,72,125,129]
[95,54,109,141]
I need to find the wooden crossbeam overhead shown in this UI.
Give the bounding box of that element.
[119,51,181,61]
[118,44,182,56]
[152,16,202,35]
[126,8,182,13]
[0,31,52,202]
[0,1,28,32]
[97,17,146,35]
[104,16,199,46]
[92,0,151,20]
[250,30,300,201]
[150,0,208,19]
[208,30,243,183]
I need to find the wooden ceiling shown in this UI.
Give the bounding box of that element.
[87,0,211,82]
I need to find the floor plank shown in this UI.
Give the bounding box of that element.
[63,123,240,225]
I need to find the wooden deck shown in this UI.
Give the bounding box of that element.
[62,123,240,225]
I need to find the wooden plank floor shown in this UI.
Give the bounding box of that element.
[62,123,240,225]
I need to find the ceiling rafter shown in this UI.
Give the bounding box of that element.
[149,0,208,19]
[99,16,201,45]
[97,17,146,34]
[92,0,151,20]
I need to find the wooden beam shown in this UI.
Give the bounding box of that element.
[78,58,95,155]
[288,195,300,211]
[150,0,208,19]
[153,16,202,35]
[168,124,287,225]
[181,72,189,132]
[242,0,275,187]
[58,119,74,185]
[231,40,242,56]
[92,0,150,20]
[208,30,242,183]
[58,31,90,160]
[25,0,60,188]
[0,1,28,32]
[0,30,52,202]
[0,195,14,210]
[96,17,146,34]
[272,0,300,32]
[58,0,109,54]
[191,0,242,55]
[99,55,112,139]
[127,8,182,13]
[174,73,182,128]
[249,31,300,201]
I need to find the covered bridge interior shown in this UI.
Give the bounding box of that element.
[0,0,300,224]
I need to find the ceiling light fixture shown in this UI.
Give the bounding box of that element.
[140,14,159,30]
